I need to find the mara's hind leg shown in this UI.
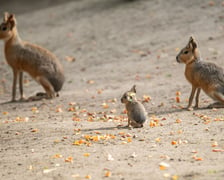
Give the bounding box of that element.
[207,92,224,108]
[39,76,55,98]
[28,76,55,101]
[130,121,143,128]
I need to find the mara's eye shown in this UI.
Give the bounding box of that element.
[183,50,189,54]
[1,26,7,31]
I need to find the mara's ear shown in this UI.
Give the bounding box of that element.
[3,12,9,22]
[188,36,197,52]
[7,14,16,30]
[130,85,136,93]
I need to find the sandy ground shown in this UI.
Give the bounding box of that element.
[0,0,224,179]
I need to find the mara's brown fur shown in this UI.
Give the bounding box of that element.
[0,12,65,102]
[121,85,147,128]
[176,36,224,109]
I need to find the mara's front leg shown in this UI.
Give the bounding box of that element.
[194,88,201,108]
[19,71,26,101]
[127,117,131,127]
[187,86,197,110]
[11,69,18,102]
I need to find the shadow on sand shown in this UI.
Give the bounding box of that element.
[149,106,210,116]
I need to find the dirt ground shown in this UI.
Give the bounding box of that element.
[0,0,224,179]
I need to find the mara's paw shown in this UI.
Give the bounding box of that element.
[186,107,193,111]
